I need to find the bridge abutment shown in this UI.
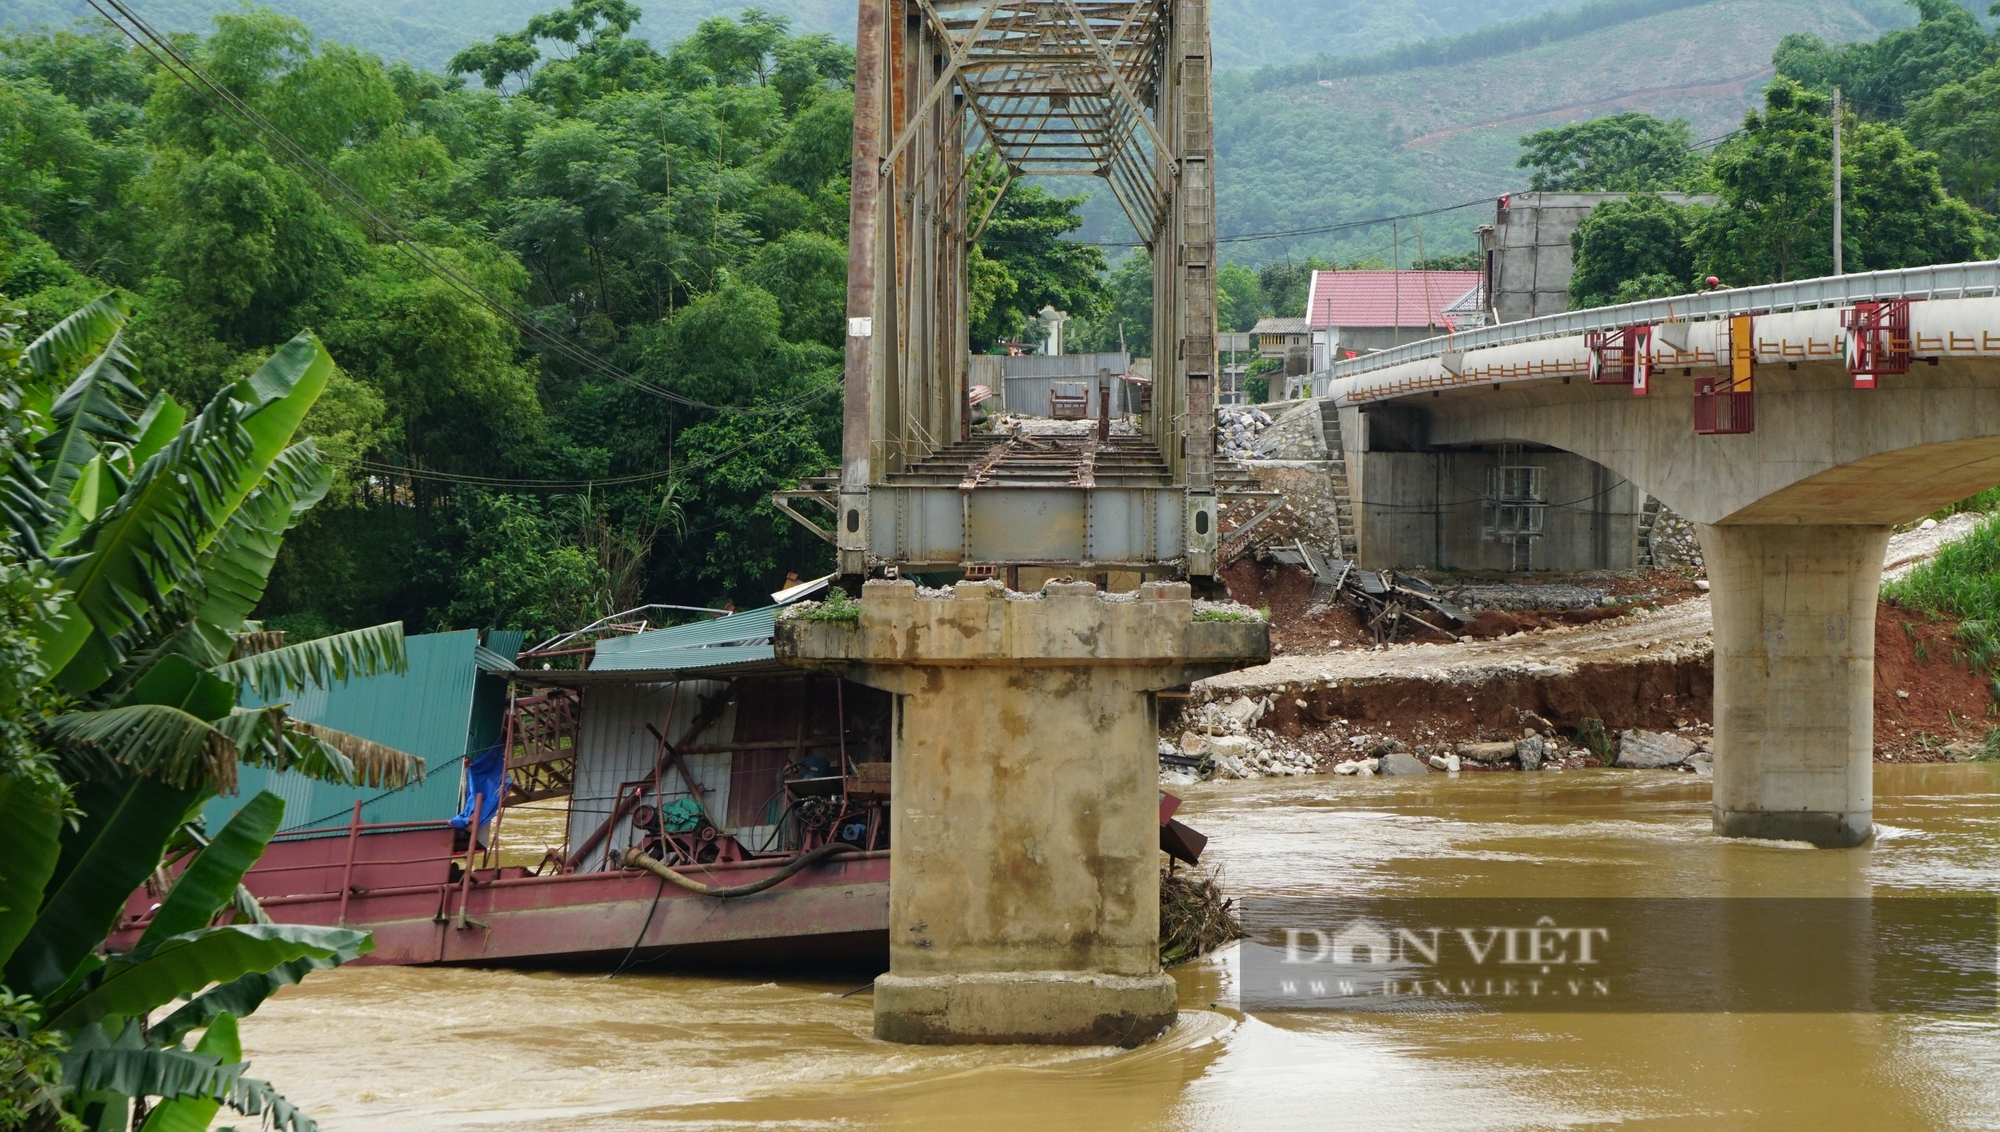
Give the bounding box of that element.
[1701,523,1889,848]
[776,579,1267,1045]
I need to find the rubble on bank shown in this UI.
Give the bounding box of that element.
[1217,400,1329,462]
[1160,681,1716,781]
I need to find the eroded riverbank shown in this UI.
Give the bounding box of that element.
[233,764,2000,1131]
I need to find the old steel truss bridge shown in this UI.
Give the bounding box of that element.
[776,0,1258,583]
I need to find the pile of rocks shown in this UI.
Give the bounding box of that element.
[1216,407,1274,461]
[1166,694,1323,779]
[1616,728,1710,771]
[1442,582,1613,612]
[1647,505,1704,573]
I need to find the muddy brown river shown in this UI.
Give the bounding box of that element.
[238,765,2000,1130]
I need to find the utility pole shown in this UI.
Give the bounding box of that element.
[1392,218,1401,347]
[1832,87,1844,276]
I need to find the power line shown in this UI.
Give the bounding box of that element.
[987,126,1748,250]
[84,0,836,419]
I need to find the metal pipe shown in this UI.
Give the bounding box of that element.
[618,842,861,899]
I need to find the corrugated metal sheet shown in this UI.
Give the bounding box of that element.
[207,630,491,836]
[995,351,1129,378]
[588,608,778,672]
[563,681,771,872]
[1001,373,1142,416]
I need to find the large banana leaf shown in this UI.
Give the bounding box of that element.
[122,654,237,720]
[138,792,283,947]
[126,392,184,471]
[45,336,335,694]
[182,442,330,667]
[46,923,371,1031]
[37,326,142,509]
[211,622,406,702]
[150,952,348,1046]
[21,293,126,384]
[45,705,237,793]
[4,775,202,1000]
[219,335,332,527]
[0,772,63,969]
[61,1020,318,1132]
[287,720,425,788]
[43,393,256,693]
[138,1013,238,1132]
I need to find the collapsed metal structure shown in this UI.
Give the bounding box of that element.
[782,0,1223,580]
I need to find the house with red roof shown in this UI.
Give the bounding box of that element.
[1304,269,1485,370]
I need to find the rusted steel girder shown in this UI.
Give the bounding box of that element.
[819,0,1219,581]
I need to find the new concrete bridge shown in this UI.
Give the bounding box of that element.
[1324,262,2000,848]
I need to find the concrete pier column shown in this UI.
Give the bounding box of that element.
[776,578,1267,1045]
[1698,523,1892,848]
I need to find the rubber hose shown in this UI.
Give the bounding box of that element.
[618,841,860,898]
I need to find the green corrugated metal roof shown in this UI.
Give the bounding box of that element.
[589,607,779,672]
[205,629,498,836]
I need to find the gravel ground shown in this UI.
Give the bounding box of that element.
[1883,512,1984,580]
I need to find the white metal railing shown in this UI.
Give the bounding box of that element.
[1323,261,2000,380]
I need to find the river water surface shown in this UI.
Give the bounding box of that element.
[238,765,2000,1130]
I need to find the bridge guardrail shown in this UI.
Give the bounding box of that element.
[1323,261,2000,381]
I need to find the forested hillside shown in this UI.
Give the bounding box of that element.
[6,0,1596,72]
[1066,0,1912,260]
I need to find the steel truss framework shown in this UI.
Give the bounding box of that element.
[801,0,1221,578]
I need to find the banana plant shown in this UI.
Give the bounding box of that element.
[0,296,426,1129]
[5,295,422,794]
[4,782,358,1130]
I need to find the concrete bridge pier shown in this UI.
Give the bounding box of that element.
[777,578,1267,1045]
[1702,523,1891,848]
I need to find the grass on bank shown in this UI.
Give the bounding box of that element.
[1883,509,2000,669]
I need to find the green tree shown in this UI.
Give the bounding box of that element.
[437,493,610,639]
[1694,78,1984,284]
[1516,112,1700,191]
[0,4,863,635]
[665,409,832,604]
[1773,0,1994,120]
[1906,64,2000,212]
[970,182,1107,349]
[1255,257,1329,319]
[1217,262,1264,332]
[1567,193,1704,308]
[1065,250,1154,356]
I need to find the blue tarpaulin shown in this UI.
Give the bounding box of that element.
[451,742,505,830]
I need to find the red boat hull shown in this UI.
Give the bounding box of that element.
[117,822,890,970]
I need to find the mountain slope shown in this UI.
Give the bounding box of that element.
[8,0,1599,72]
[1196,0,1904,264]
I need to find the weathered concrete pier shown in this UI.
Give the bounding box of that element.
[778,579,1265,1044]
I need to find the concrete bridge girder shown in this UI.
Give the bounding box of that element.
[1326,294,2000,848]
[1337,298,2000,529]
